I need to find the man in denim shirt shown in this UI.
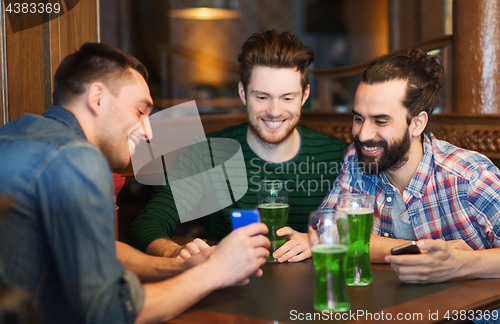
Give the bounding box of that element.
[0,43,270,323]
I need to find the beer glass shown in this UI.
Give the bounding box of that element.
[337,192,375,286]
[308,209,350,312]
[257,180,289,262]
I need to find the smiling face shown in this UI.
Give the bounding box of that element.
[240,66,309,145]
[351,80,412,175]
[96,68,153,169]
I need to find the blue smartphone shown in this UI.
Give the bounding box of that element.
[230,209,261,230]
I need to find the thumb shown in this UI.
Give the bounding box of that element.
[276,226,293,237]
[417,239,446,252]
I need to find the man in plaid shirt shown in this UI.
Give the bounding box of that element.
[322,47,500,284]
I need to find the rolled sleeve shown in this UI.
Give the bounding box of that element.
[120,269,145,323]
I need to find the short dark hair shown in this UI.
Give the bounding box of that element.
[237,30,314,93]
[53,42,148,106]
[362,47,444,129]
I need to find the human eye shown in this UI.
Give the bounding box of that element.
[256,95,268,101]
[283,96,294,102]
[375,120,387,126]
[353,115,364,124]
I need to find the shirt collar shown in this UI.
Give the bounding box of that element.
[42,106,87,140]
[403,132,434,199]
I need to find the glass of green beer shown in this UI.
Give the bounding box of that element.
[337,192,375,286]
[257,180,289,262]
[308,209,350,312]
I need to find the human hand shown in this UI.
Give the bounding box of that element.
[175,238,211,259]
[272,227,311,263]
[385,239,465,283]
[445,239,473,251]
[207,223,270,288]
[183,246,215,270]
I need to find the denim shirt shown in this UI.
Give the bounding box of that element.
[0,106,144,323]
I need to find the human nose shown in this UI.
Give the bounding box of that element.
[356,121,375,143]
[266,99,284,118]
[141,117,153,141]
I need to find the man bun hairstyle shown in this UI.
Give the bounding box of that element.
[362,47,444,128]
[238,30,314,94]
[53,42,148,106]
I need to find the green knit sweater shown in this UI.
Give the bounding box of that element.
[126,123,348,252]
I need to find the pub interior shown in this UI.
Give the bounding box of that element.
[1,0,500,322]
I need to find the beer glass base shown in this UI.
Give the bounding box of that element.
[314,303,351,313]
[346,280,373,286]
[266,257,280,262]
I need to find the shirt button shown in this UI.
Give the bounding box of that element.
[386,197,392,203]
[384,233,389,238]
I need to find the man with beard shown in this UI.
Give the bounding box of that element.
[322,47,500,283]
[126,30,348,263]
[0,43,270,323]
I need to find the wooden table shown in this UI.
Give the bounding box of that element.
[169,261,500,323]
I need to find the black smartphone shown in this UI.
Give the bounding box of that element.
[230,209,261,230]
[390,241,421,255]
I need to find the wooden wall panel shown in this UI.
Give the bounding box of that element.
[0,0,99,125]
[0,2,8,125]
[453,0,500,114]
[5,17,46,120]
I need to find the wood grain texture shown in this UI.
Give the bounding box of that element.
[1,0,99,122]
[167,262,500,324]
[453,0,500,114]
[0,0,8,125]
[5,18,46,120]
[48,0,99,99]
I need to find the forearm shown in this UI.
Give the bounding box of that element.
[370,234,412,263]
[135,260,224,324]
[146,238,182,258]
[116,241,185,282]
[456,248,500,279]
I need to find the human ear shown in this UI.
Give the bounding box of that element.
[301,84,311,106]
[86,82,106,117]
[410,111,428,137]
[238,81,247,105]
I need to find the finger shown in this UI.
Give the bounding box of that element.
[396,272,430,284]
[417,239,448,252]
[277,244,306,263]
[250,234,271,249]
[183,243,201,256]
[236,278,250,286]
[285,252,309,263]
[272,240,296,258]
[287,248,311,263]
[385,254,425,266]
[392,264,433,283]
[252,268,263,278]
[276,226,293,237]
[255,246,270,259]
[191,238,210,250]
[178,249,194,259]
[235,222,269,237]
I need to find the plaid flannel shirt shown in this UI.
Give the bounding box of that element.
[322,132,500,249]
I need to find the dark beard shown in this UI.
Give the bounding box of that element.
[354,128,411,175]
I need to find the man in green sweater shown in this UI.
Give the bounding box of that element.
[126,30,348,263]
